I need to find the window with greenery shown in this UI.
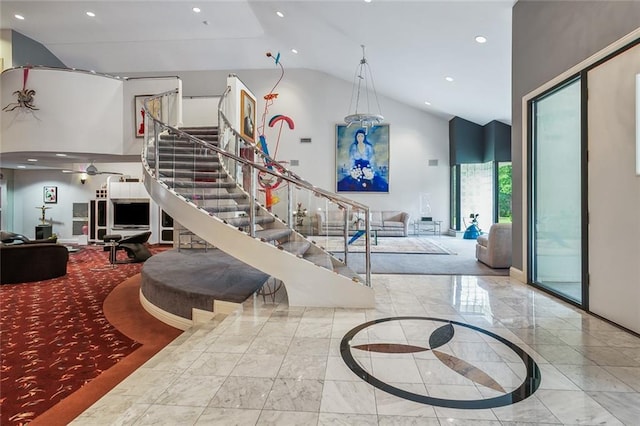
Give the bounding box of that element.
[460,162,493,232]
[497,162,512,223]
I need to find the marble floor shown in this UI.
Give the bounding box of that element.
[71,274,640,425]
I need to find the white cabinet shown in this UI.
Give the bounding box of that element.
[89,197,107,242]
[109,181,149,199]
[160,209,175,244]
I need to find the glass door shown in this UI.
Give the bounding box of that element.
[530,77,584,304]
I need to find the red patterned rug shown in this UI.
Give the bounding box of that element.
[0,245,165,425]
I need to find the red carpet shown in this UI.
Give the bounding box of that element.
[0,245,172,425]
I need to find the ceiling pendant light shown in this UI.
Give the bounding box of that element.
[344,44,384,131]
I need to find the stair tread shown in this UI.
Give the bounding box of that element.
[202,204,252,213]
[179,126,219,133]
[226,216,275,227]
[158,145,218,151]
[159,134,219,140]
[304,253,334,270]
[333,264,364,282]
[158,171,227,178]
[159,160,219,166]
[255,228,292,242]
[278,240,312,256]
[164,180,235,188]
[179,192,246,200]
[158,153,219,160]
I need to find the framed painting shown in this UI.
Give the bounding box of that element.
[336,124,389,192]
[240,90,256,143]
[135,95,161,138]
[43,186,57,204]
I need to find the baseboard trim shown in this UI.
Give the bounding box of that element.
[510,267,525,284]
[213,300,243,315]
[140,289,192,331]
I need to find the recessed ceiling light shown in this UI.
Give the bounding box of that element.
[475,35,487,43]
[62,170,73,173]
[364,0,372,3]
[86,11,96,17]
[27,158,38,162]
[276,11,284,18]
[15,14,24,20]
[17,165,26,169]
[424,101,431,106]
[192,7,201,13]
[291,48,298,54]
[56,153,67,157]
[445,77,454,82]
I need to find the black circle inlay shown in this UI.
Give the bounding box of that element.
[340,316,541,409]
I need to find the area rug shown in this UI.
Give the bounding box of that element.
[0,245,168,425]
[310,236,455,254]
[336,252,510,276]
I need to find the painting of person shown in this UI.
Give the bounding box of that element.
[336,125,389,192]
[241,90,255,142]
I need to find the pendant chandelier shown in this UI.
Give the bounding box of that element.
[344,45,384,131]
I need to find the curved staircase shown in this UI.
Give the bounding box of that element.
[140,84,375,309]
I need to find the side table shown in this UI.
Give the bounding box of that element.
[414,220,442,236]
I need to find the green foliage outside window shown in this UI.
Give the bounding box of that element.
[498,163,512,222]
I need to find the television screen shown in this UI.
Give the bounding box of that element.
[113,202,150,228]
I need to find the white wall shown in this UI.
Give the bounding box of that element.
[182,96,219,127]
[587,43,640,333]
[9,162,163,243]
[511,1,640,272]
[164,68,451,224]
[1,68,124,155]
[3,67,451,238]
[122,76,182,155]
[1,29,13,70]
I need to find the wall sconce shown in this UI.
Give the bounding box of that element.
[80,173,87,185]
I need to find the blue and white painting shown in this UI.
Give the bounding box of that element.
[336,124,389,192]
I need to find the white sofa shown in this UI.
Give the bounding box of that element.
[475,223,512,268]
[314,210,410,237]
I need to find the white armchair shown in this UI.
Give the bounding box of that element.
[475,223,512,268]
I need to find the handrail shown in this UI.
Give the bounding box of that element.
[141,86,372,287]
[0,65,180,82]
[215,87,369,211]
[145,116,362,208]
[142,89,179,121]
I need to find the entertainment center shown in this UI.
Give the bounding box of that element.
[88,179,174,244]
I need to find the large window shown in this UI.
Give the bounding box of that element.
[530,77,583,304]
[460,162,494,232]
[451,161,510,231]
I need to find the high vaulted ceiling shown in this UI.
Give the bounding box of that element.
[1,0,514,127]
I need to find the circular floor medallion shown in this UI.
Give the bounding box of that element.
[340,316,541,409]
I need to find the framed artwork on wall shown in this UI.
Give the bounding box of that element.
[240,90,256,143]
[43,186,57,204]
[336,124,390,193]
[134,95,161,138]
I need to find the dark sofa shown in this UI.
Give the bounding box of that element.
[0,243,69,284]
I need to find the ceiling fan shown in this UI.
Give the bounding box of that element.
[64,161,123,176]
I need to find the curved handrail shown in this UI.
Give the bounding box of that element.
[0,65,180,82]
[141,86,372,287]
[215,88,369,211]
